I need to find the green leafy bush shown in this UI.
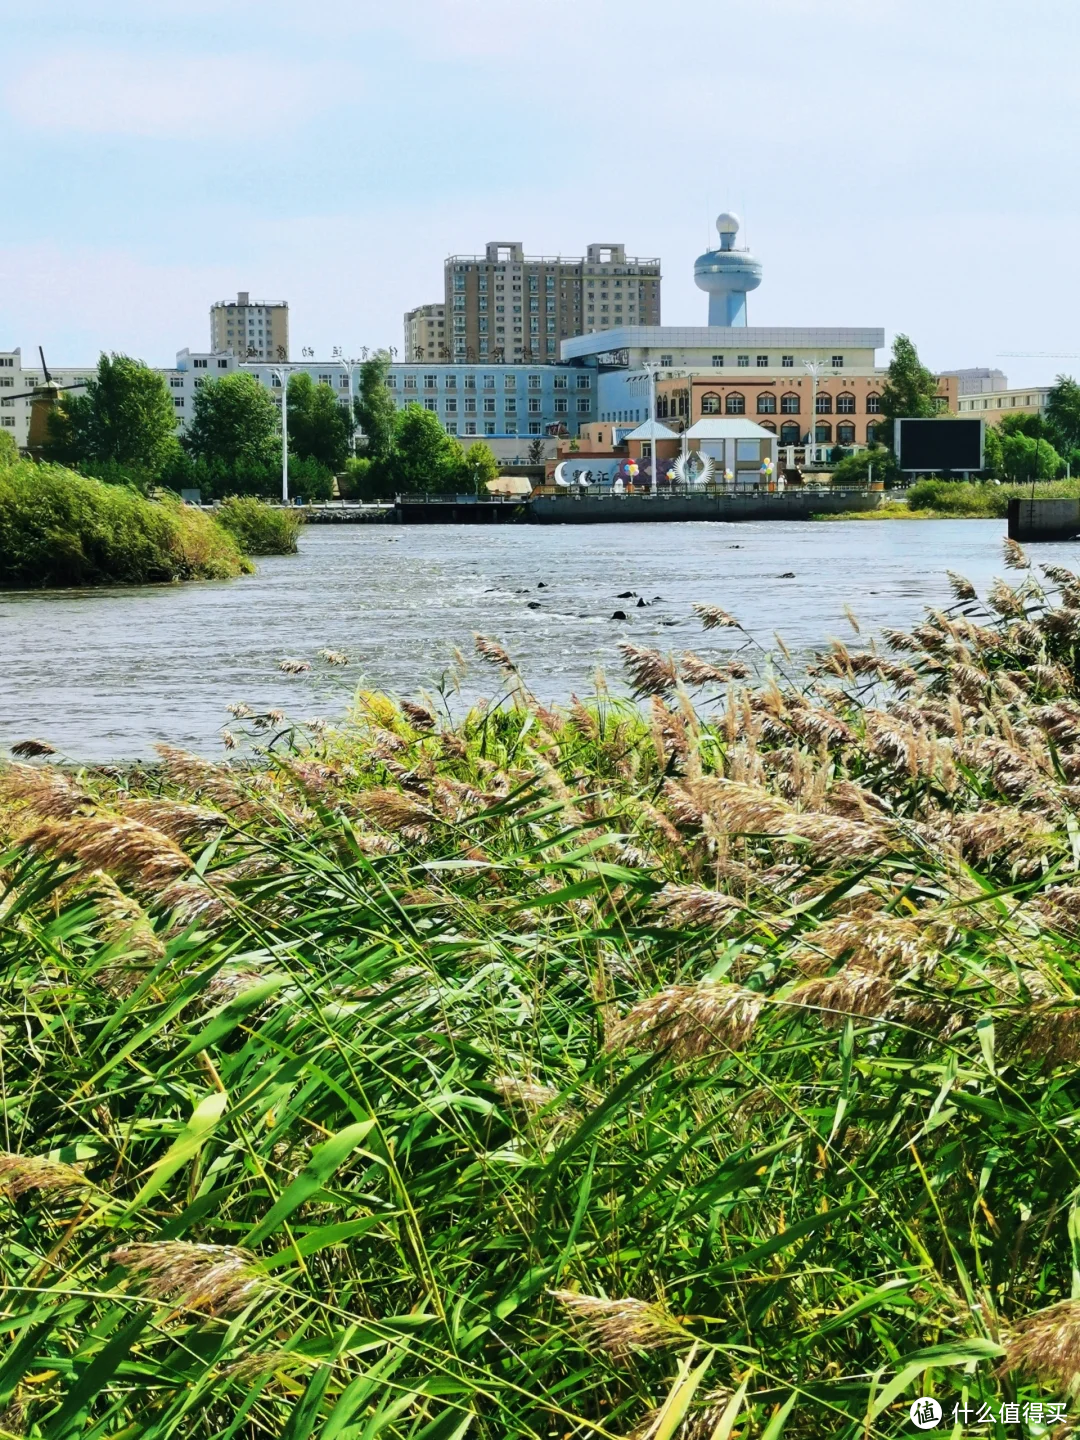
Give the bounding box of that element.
[906,477,1080,517]
[0,459,251,587]
[215,495,301,555]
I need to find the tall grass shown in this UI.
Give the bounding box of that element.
[5,544,1080,1434]
[215,496,302,556]
[0,459,251,586]
[906,476,1080,517]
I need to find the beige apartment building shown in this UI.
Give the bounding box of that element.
[210,291,289,361]
[956,386,1051,424]
[404,303,447,362]
[444,241,661,364]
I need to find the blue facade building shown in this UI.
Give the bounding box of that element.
[384,363,595,440]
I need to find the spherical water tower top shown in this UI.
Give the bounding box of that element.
[694,211,762,327]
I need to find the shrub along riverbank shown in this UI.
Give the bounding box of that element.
[0,458,302,587]
[4,544,1080,1434]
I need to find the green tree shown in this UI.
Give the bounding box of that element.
[461,440,500,494]
[185,371,280,478]
[1046,375,1080,454]
[0,430,18,466]
[287,454,334,503]
[46,353,178,476]
[828,444,899,487]
[879,334,940,450]
[999,411,1050,441]
[390,405,464,493]
[287,373,353,471]
[527,438,546,464]
[354,352,397,462]
[999,431,1062,482]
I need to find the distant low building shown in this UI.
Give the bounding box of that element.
[956,386,1052,424]
[941,367,1008,396]
[0,349,96,450]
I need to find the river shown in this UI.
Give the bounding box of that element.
[1,519,1074,762]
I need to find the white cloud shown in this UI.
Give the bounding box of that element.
[4,50,334,139]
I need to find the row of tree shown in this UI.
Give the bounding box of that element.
[44,352,507,501]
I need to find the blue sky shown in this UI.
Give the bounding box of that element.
[2,0,1078,385]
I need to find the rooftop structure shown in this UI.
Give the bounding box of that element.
[210,291,289,361]
[693,213,762,326]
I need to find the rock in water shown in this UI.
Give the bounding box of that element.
[610,610,628,621]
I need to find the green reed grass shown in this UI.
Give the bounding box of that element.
[3,542,1080,1435]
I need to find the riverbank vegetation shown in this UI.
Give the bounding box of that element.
[0,458,250,587]
[214,494,302,555]
[6,545,1080,1433]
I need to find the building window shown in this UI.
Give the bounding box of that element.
[528,421,542,435]
[757,392,777,414]
[726,393,745,415]
[464,398,476,413]
[815,393,833,414]
[483,397,496,413]
[780,392,800,414]
[385,375,397,388]
[554,397,568,413]
[577,397,590,414]
[576,373,591,389]
[485,421,496,435]
[424,398,437,411]
[445,421,457,434]
[837,423,856,444]
[506,421,517,434]
[445,398,457,413]
[815,421,832,442]
[464,421,477,435]
[483,374,495,389]
[737,355,749,367]
[866,422,880,444]
[173,397,184,408]
[759,420,776,433]
[780,422,801,445]
[464,374,476,390]
[0,417,15,427]
[866,393,882,413]
[756,355,768,367]
[528,397,541,413]
[700,392,721,414]
[193,358,208,369]
[712,355,724,367]
[554,374,568,389]
[218,360,228,368]
[831,355,844,367]
[528,374,541,390]
[660,354,672,366]
[504,373,516,389]
[445,374,456,389]
[424,374,437,389]
[403,374,417,390]
[781,355,794,368]
[836,393,856,414]
[934,396,949,413]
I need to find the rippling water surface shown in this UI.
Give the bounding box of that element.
[1,519,1072,761]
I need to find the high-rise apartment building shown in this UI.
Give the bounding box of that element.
[404,303,447,362]
[210,291,289,361]
[444,241,661,363]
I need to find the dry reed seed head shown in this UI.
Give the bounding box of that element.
[1003,537,1032,570]
[945,808,1061,867]
[987,578,1031,619]
[790,966,897,1026]
[1006,1001,1080,1069]
[400,700,436,731]
[1030,663,1073,698]
[118,797,228,843]
[0,1152,90,1200]
[473,634,516,673]
[153,745,254,815]
[679,652,734,687]
[278,658,311,675]
[1035,701,1080,747]
[1002,1299,1080,1396]
[359,788,437,841]
[109,1242,267,1318]
[608,980,764,1060]
[650,883,745,927]
[154,878,232,930]
[9,739,56,759]
[317,649,348,665]
[815,914,931,975]
[23,814,193,889]
[0,763,91,820]
[946,571,978,603]
[693,603,740,630]
[549,1289,689,1357]
[619,644,678,698]
[225,701,254,719]
[493,1076,561,1111]
[86,871,165,961]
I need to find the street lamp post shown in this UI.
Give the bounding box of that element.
[802,358,834,466]
[269,366,294,504]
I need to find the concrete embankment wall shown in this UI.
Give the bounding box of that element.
[1007,498,1080,543]
[530,488,879,524]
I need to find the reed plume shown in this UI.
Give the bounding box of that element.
[278,658,311,674]
[650,883,744,926]
[110,1242,267,1318]
[1002,1299,1080,1395]
[0,1152,90,1199]
[608,981,763,1060]
[549,1290,689,1357]
[692,604,740,630]
[474,635,516,672]
[619,644,678,698]
[22,814,192,888]
[0,763,90,820]
[9,739,55,759]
